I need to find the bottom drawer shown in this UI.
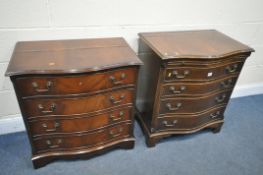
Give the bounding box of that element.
[32,123,132,153]
[156,106,225,131]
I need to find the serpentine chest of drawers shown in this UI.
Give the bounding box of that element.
[136,30,254,147]
[5,38,142,168]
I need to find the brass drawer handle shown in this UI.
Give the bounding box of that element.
[109,73,126,85]
[210,111,221,119]
[220,79,233,88]
[225,64,238,73]
[32,81,53,93]
[38,103,56,114]
[109,111,124,122]
[172,70,190,79]
[166,103,182,111]
[110,94,125,104]
[163,120,177,127]
[215,94,226,103]
[46,139,62,149]
[109,127,123,138]
[42,122,60,132]
[169,86,186,94]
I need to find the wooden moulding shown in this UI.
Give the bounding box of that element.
[32,137,135,169]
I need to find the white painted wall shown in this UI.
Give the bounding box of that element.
[0,0,263,134]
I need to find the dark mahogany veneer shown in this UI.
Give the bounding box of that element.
[136,30,254,147]
[5,38,142,168]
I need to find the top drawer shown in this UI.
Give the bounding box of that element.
[14,67,137,97]
[164,60,244,82]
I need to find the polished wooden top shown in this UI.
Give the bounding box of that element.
[139,30,254,60]
[5,38,142,76]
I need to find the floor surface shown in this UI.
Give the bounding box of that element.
[0,95,262,175]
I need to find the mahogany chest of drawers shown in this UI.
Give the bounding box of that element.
[136,30,254,147]
[5,38,142,168]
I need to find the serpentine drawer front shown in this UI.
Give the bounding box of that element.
[159,90,232,115]
[136,30,254,147]
[156,105,225,131]
[161,75,238,97]
[15,68,137,97]
[5,38,142,168]
[22,88,134,118]
[33,123,132,153]
[164,60,244,82]
[28,107,132,137]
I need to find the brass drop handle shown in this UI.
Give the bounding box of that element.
[42,122,60,132]
[210,111,221,119]
[166,103,182,111]
[38,103,56,114]
[109,111,124,122]
[225,64,238,73]
[109,73,126,85]
[172,70,190,79]
[109,127,123,138]
[32,81,53,93]
[163,120,177,127]
[220,79,233,88]
[46,139,62,148]
[110,94,125,104]
[215,94,226,103]
[169,86,186,94]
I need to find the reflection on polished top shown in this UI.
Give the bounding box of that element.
[5,37,142,76]
[139,30,254,59]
